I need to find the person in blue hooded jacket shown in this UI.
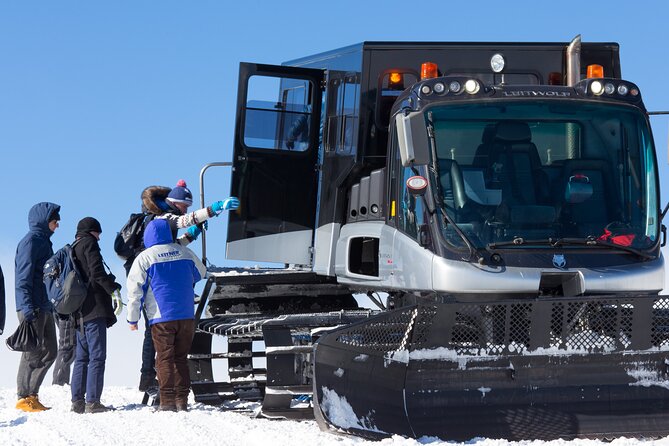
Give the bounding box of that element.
[14,202,61,412]
[126,218,206,412]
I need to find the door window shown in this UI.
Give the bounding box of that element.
[244,76,314,151]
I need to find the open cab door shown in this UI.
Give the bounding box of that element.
[227,63,324,265]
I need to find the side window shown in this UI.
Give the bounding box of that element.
[325,72,360,154]
[340,73,359,154]
[398,166,426,239]
[530,122,580,165]
[243,75,313,151]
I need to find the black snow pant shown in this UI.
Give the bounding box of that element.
[52,314,76,385]
[17,311,57,398]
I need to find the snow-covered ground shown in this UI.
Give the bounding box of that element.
[0,386,668,446]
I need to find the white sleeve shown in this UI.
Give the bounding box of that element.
[176,233,192,246]
[175,207,213,229]
[126,252,149,324]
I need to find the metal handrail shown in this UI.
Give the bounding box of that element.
[199,162,233,266]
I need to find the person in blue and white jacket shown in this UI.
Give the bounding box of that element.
[126,218,206,412]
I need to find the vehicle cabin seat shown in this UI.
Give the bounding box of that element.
[488,121,550,204]
[486,121,555,236]
[556,159,621,238]
[472,124,496,169]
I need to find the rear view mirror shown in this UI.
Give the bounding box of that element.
[396,112,430,167]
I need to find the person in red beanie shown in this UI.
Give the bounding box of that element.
[128,179,239,394]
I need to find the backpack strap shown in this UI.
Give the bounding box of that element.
[102,258,113,275]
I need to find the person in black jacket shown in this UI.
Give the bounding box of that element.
[70,217,121,414]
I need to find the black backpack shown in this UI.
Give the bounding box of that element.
[43,240,88,315]
[114,213,154,260]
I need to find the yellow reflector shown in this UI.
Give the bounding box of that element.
[586,64,604,79]
[391,200,396,217]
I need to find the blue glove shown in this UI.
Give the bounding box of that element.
[211,197,240,214]
[187,225,202,240]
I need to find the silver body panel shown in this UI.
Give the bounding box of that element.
[431,251,665,294]
[334,221,666,294]
[313,222,340,276]
[226,229,312,265]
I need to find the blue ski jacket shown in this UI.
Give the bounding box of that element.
[126,218,206,325]
[15,202,60,316]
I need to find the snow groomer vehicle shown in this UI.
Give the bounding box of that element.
[189,36,669,440]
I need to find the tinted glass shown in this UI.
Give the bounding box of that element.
[398,166,427,240]
[425,101,659,251]
[325,72,360,154]
[244,75,313,151]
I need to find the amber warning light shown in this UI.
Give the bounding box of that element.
[586,64,604,79]
[421,62,439,80]
[388,72,404,90]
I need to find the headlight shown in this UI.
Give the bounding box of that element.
[590,81,604,95]
[449,81,461,93]
[490,54,505,73]
[464,79,480,94]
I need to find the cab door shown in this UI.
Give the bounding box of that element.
[227,63,324,265]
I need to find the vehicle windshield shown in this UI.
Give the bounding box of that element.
[426,100,659,251]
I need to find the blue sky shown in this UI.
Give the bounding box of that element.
[0,1,668,386]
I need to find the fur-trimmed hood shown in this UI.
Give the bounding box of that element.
[141,186,171,215]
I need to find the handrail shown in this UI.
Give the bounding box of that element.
[199,162,233,266]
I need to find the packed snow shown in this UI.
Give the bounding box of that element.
[1,385,669,446]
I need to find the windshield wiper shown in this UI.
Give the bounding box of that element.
[425,111,485,266]
[439,207,485,264]
[487,236,655,260]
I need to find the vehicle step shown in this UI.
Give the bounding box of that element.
[188,351,265,360]
[260,407,314,420]
[265,345,313,355]
[265,385,312,395]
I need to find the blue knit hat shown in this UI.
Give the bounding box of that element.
[166,179,193,206]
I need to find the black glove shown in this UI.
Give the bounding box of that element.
[23,309,39,323]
